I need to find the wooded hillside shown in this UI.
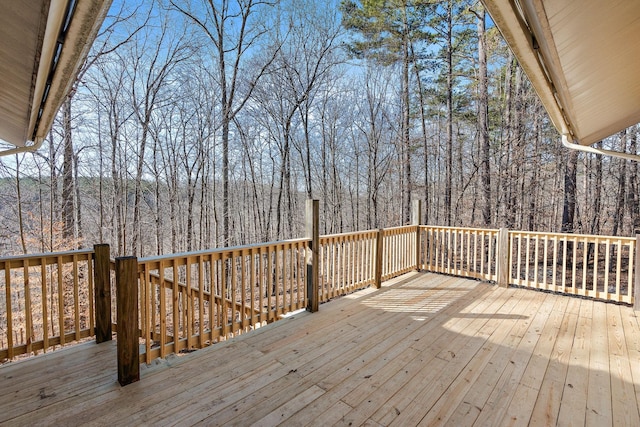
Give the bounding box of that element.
[1,0,638,258]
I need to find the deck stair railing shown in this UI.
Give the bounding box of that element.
[1,200,639,385]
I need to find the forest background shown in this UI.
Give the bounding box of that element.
[1,0,638,258]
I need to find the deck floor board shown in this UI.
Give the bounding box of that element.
[2,271,639,426]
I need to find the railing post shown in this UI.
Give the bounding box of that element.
[635,233,640,311]
[412,200,422,270]
[94,244,112,344]
[496,228,510,287]
[306,199,319,312]
[116,256,139,386]
[375,229,384,289]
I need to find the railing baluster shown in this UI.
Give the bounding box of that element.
[159,259,167,359]
[141,264,151,364]
[479,230,484,278]
[572,237,578,295]
[40,257,49,351]
[616,240,622,302]
[604,239,611,300]
[249,248,256,324]
[22,262,32,355]
[268,247,273,318]
[72,254,80,341]
[56,255,64,347]
[633,236,639,309]
[473,230,478,277]
[258,248,265,326]
[87,253,95,338]
[4,263,12,360]
[185,257,193,348]
[552,236,558,290]
[562,236,568,293]
[274,246,280,318]
[516,233,521,285]
[542,236,548,290]
[198,256,205,347]
[172,259,180,350]
[593,238,599,298]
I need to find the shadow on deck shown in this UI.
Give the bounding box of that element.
[2,271,639,426]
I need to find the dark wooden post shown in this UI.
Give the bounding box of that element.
[306,199,319,312]
[94,244,112,344]
[635,233,640,311]
[116,256,139,386]
[496,228,510,287]
[375,229,384,289]
[412,200,422,270]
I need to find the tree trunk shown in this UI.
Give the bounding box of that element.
[477,8,491,226]
[612,130,627,236]
[61,97,76,241]
[73,153,82,240]
[15,155,27,254]
[444,0,453,226]
[401,11,411,224]
[561,149,579,233]
[627,127,639,232]
[590,144,603,235]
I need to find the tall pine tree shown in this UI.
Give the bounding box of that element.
[341,0,430,223]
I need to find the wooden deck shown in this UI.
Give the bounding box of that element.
[2,271,640,426]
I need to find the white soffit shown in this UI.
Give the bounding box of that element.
[0,0,112,152]
[482,0,640,146]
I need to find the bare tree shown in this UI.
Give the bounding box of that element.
[474,5,491,226]
[171,0,281,246]
[128,18,192,255]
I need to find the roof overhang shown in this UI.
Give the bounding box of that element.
[0,0,112,156]
[482,0,640,147]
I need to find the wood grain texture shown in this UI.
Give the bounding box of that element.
[115,256,139,386]
[94,244,112,344]
[2,272,639,425]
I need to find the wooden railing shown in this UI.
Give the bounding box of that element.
[318,230,378,302]
[136,239,309,364]
[381,226,418,281]
[509,231,636,304]
[317,226,424,301]
[3,201,639,382]
[129,226,424,369]
[420,226,499,282]
[0,246,112,361]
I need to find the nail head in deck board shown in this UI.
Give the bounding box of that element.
[116,256,139,386]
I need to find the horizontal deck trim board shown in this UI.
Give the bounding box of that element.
[2,271,639,426]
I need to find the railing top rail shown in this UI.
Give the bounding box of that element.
[0,247,95,264]
[320,229,378,240]
[420,225,500,233]
[509,230,636,241]
[138,237,311,264]
[383,225,418,232]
